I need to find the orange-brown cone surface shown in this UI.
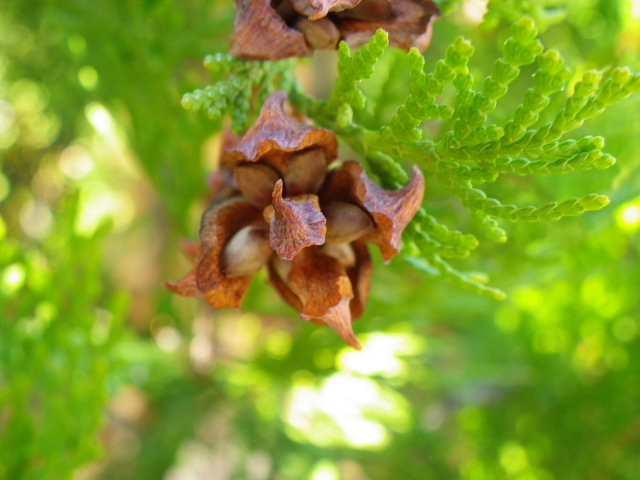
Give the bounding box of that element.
[167,92,425,348]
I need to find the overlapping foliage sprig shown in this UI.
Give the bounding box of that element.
[183,18,640,299]
[482,0,569,30]
[181,53,297,133]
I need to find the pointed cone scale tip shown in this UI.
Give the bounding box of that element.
[343,331,362,350]
[164,277,199,298]
[301,313,362,349]
[335,326,362,350]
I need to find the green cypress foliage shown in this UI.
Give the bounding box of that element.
[181,53,297,133]
[0,201,129,479]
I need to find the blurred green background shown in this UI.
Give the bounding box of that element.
[1,1,640,479]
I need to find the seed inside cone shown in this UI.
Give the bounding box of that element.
[284,148,328,196]
[321,242,356,267]
[221,224,272,278]
[235,163,281,208]
[323,201,373,244]
[272,255,293,281]
[295,17,340,49]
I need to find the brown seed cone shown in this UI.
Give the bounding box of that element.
[230,0,441,60]
[167,91,425,349]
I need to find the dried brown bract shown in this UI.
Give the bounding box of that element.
[167,91,424,348]
[230,0,441,60]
